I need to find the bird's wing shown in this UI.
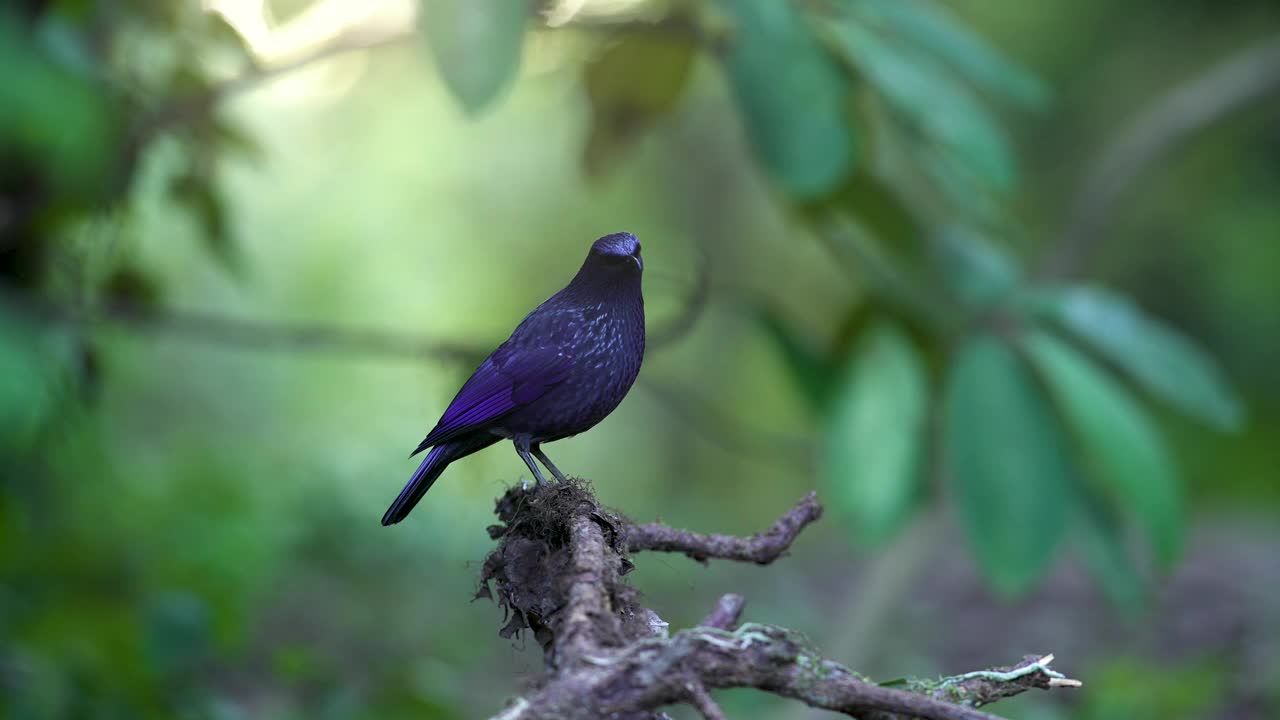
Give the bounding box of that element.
[411,345,572,455]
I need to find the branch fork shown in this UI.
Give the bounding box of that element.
[476,480,1080,719]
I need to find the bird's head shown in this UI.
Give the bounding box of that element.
[587,232,643,273]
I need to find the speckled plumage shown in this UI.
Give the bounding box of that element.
[382,232,645,526]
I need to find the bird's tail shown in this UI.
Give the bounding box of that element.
[382,444,454,526]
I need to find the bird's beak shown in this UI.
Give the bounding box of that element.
[632,254,643,271]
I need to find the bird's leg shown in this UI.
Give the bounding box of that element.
[514,439,549,486]
[531,445,570,483]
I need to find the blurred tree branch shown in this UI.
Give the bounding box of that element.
[131,25,416,152]
[623,490,822,563]
[479,481,1080,720]
[1043,34,1280,278]
[8,290,485,364]
[5,233,710,361]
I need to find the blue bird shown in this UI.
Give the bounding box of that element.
[382,232,645,525]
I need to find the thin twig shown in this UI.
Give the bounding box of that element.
[1043,35,1280,278]
[624,492,823,563]
[685,681,727,720]
[698,594,745,631]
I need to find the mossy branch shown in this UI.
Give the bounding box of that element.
[477,481,1080,720]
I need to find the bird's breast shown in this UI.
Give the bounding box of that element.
[505,299,643,440]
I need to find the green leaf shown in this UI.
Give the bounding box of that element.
[103,267,164,312]
[0,12,118,195]
[0,304,59,449]
[853,0,1049,108]
[420,0,530,114]
[756,307,831,412]
[145,591,211,677]
[929,225,1020,310]
[825,320,929,545]
[821,15,1015,193]
[1076,499,1146,613]
[170,171,239,273]
[818,168,922,252]
[943,335,1072,595]
[715,0,855,198]
[583,29,696,176]
[1023,331,1183,567]
[210,118,264,164]
[1028,286,1244,431]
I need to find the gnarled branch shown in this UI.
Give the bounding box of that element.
[624,491,823,563]
[477,481,1080,720]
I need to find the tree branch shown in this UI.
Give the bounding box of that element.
[624,492,822,563]
[557,513,623,665]
[477,481,1080,720]
[698,593,745,630]
[6,291,485,364]
[684,681,727,720]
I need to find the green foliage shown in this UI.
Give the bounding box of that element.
[419,0,531,115]
[825,320,929,545]
[755,306,832,412]
[820,169,923,252]
[1075,498,1146,613]
[928,225,1020,311]
[0,307,61,450]
[0,11,120,196]
[1029,285,1245,432]
[1074,657,1226,720]
[583,29,697,176]
[943,335,1073,595]
[848,0,1049,109]
[714,0,856,197]
[144,591,212,680]
[1024,331,1183,568]
[170,169,239,273]
[822,8,1016,194]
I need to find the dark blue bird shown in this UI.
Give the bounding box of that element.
[382,232,645,525]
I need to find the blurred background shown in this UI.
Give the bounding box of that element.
[2,1,1279,718]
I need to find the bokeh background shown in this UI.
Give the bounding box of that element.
[3,1,1279,718]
